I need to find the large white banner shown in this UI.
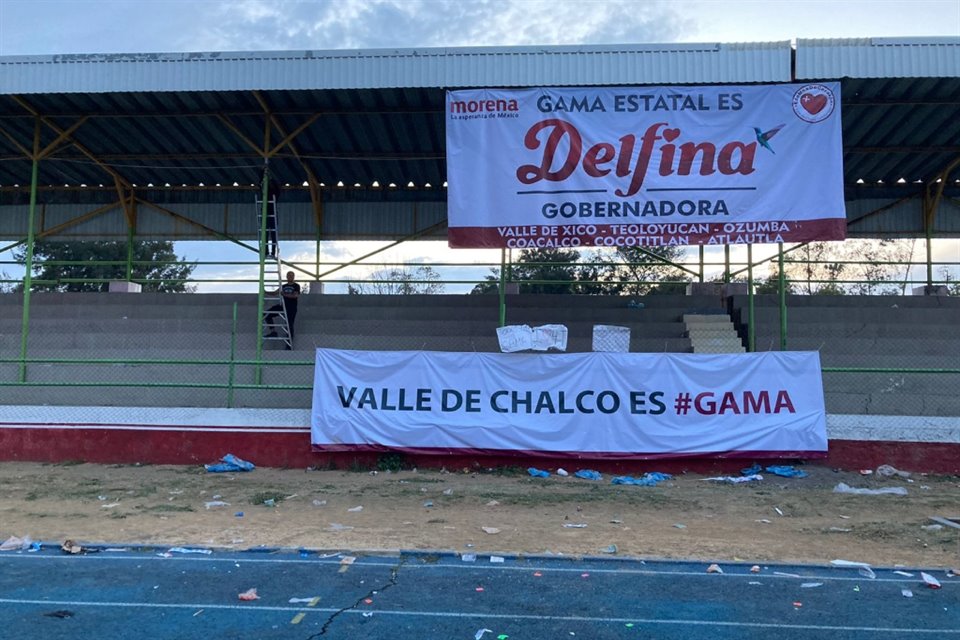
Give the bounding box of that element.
[311,349,827,458]
[446,84,845,249]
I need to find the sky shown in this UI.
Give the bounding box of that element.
[0,0,957,292]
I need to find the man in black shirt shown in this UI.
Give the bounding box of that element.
[264,271,301,348]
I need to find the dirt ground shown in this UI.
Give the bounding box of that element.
[1,461,958,568]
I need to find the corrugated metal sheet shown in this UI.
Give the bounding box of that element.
[797,37,960,79]
[0,42,791,94]
[846,196,960,237]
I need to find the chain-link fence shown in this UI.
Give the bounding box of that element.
[1,243,959,421]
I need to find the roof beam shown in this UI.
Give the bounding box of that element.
[0,124,32,158]
[37,116,89,159]
[10,96,136,190]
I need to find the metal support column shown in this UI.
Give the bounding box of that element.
[18,121,41,383]
[925,226,934,289]
[698,245,705,283]
[723,245,731,283]
[747,244,755,353]
[778,242,787,351]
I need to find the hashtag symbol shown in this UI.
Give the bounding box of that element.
[674,392,692,415]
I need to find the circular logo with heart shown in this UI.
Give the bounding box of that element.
[792,84,835,123]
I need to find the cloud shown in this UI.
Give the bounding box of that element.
[184,0,690,52]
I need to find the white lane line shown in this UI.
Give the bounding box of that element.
[0,554,950,585]
[0,598,957,634]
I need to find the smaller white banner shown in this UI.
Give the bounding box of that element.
[311,349,827,458]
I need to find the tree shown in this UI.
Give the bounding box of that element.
[15,240,196,292]
[471,248,594,295]
[589,246,690,296]
[347,265,445,295]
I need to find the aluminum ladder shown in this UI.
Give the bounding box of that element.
[255,195,292,349]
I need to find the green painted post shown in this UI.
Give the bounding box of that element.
[778,242,787,351]
[723,245,731,283]
[925,227,933,290]
[498,248,507,327]
[747,244,755,353]
[18,146,40,383]
[255,170,269,385]
[227,302,237,407]
[125,225,135,281]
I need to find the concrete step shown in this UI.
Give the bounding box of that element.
[683,314,732,324]
[686,326,736,338]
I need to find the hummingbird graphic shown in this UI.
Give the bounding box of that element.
[753,124,785,154]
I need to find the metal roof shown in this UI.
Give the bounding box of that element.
[0,42,791,94]
[0,40,957,241]
[797,37,960,79]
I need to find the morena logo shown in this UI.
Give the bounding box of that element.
[449,98,520,114]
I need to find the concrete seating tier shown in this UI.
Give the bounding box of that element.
[731,294,960,417]
[0,292,724,408]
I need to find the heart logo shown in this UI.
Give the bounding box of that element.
[801,93,828,115]
[662,128,681,142]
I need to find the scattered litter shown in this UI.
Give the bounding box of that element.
[486,500,500,507]
[949,568,960,577]
[833,483,908,496]
[876,464,911,479]
[363,598,373,604]
[422,501,434,508]
[801,582,823,589]
[756,519,772,524]
[43,610,75,619]
[922,524,944,531]
[362,612,373,618]
[556,468,569,477]
[706,564,723,574]
[442,489,454,495]
[741,463,762,476]
[838,515,851,519]
[0,536,32,551]
[100,502,121,509]
[828,527,852,533]
[263,499,276,507]
[482,527,501,535]
[749,581,762,585]
[527,467,550,478]
[340,556,356,565]
[475,587,484,592]
[461,554,477,562]
[475,629,494,640]
[533,572,542,577]
[238,588,259,601]
[673,523,687,529]
[831,559,871,568]
[921,572,942,589]
[610,518,623,524]
[601,544,618,554]
[574,470,602,481]
[859,469,873,475]
[765,466,808,478]
[792,602,803,608]
[205,454,255,473]
[704,474,763,484]
[562,523,588,529]
[929,516,960,530]
[581,573,590,578]
[773,572,801,578]
[312,499,327,507]
[235,512,243,518]
[612,472,672,486]
[490,556,505,563]
[774,507,784,516]
[97,495,108,501]
[750,565,761,573]
[902,589,914,598]
[204,501,229,510]
[168,547,212,555]
[893,570,915,577]
[347,506,363,512]
[327,523,353,532]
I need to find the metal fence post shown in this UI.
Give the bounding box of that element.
[227,302,237,408]
[498,248,507,327]
[18,121,41,383]
[698,245,705,283]
[778,242,787,351]
[747,243,755,353]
